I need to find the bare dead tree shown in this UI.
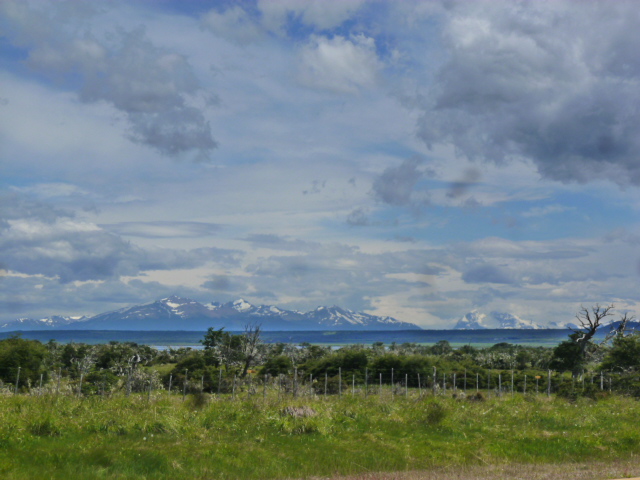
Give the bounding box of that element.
[600,311,635,346]
[240,323,262,378]
[570,304,614,352]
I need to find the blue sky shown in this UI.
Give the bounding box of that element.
[1,0,640,327]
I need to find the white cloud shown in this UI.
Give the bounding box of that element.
[298,34,381,94]
[201,6,263,45]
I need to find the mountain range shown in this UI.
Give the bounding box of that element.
[453,311,545,330]
[1,296,421,331]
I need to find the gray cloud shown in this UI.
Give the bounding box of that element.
[417,1,640,185]
[371,156,428,206]
[462,265,517,285]
[0,3,216,159]
[447,167,481,199]
[346,207,370,227]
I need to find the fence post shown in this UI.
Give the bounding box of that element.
[310,374,313,397]
[453,373,457,393]
[264,374,267,401]
[365,368,368,397]
[14,367,21,395]
[443,372,446,395]
[78,373,84,397]
[201,375,205,393]
[600,372,604,391]
[391,368,394,397]
[278,374,282,402]
[511,370,514,396]
[218,369,222,396]
[418,373,422,397]
[57,367,61,396]
[183,369,188,401]
[339,367,342,397]
[464,369,467,394]
[148,379,152,401]
[524,375,527,395]
[476,373,479,393]
[38,373,43,396]
[126,368,132,397]
[168,374,173,393]
[547,370,551,397]
[352,374,355,396]
[498,373,501,397]
[232,374,236,400]
[433,367,437,395]
[294,367,298,398]
[379,372,382,396]
[405,374,408,397]
[324,372,328,398]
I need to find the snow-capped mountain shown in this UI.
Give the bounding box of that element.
[0,315,87,330]
[1,296,420,331]
[454,311,544,330]
[306,306,420,330]
[454,311,490,330]
[489,312,543,329]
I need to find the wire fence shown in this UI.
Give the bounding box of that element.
[0,365,632,400]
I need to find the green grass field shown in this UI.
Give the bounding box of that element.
[0,390,638,479]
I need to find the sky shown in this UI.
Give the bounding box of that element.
[1,0,640,328]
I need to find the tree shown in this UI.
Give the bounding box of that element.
[551,304,629,374]
[200,325,263,376]
[601,332,640,372]
[570,304,615,358]
[0,336,48,387]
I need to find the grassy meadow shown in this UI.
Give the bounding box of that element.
[0,389,639,479]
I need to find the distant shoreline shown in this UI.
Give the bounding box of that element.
[0,328,577,347]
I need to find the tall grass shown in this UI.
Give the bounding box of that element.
[0,391,638,479]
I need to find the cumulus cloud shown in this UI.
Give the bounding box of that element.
[0,2,216,159]
[416,1,640,185]
[298,34,381,94]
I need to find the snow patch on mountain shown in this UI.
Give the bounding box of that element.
[232,299,254,313]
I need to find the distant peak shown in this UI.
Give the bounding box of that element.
[232,298,254,312]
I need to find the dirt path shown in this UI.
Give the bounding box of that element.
[303,459,640,480]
